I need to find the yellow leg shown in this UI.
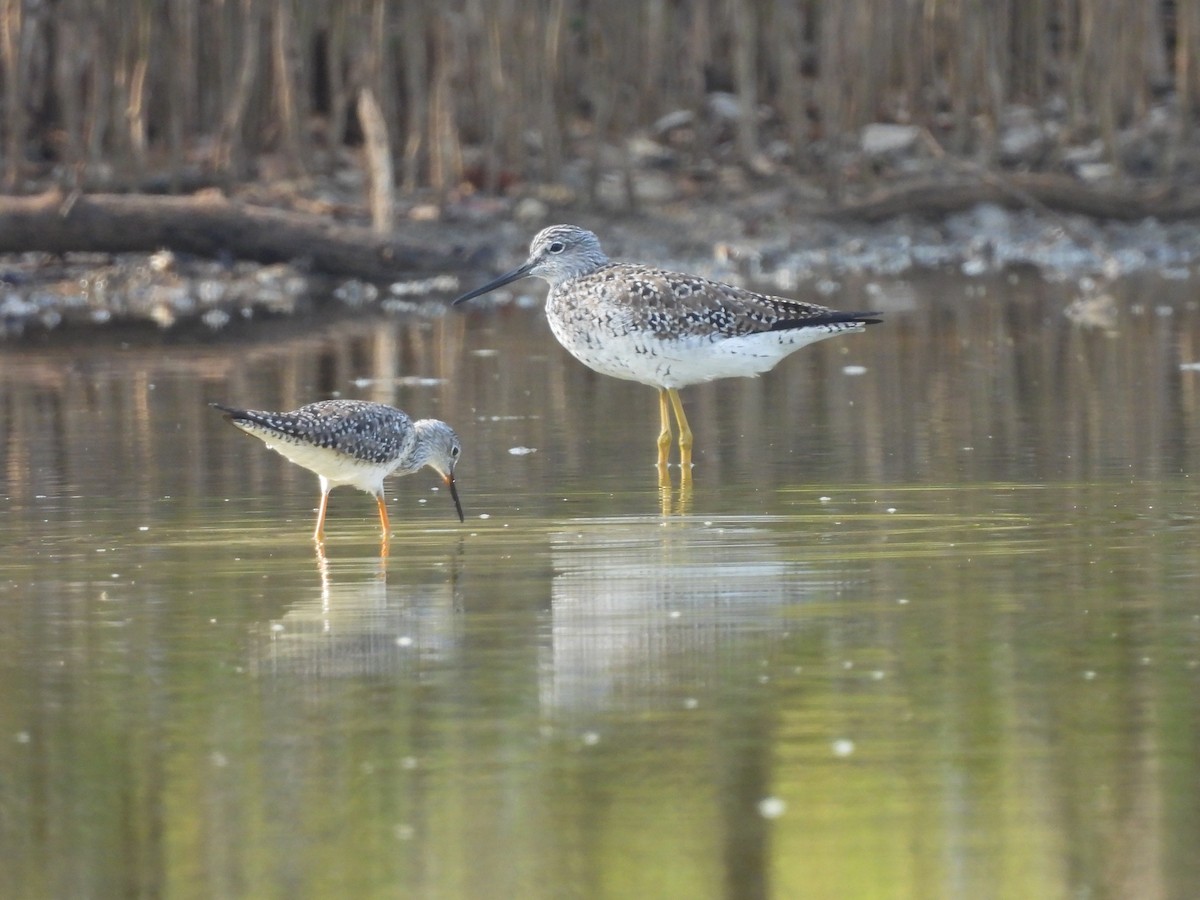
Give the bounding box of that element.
[657,388,673,472]
[667,388,694,483]
[375,492,391,538]
[314,484,331,543]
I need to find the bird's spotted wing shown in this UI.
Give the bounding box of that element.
[221,400,414,466]
[578,264,876,340]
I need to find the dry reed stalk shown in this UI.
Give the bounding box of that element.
[0,0,23,186]
[215,0,261,177]
[270,0,306,175]
[0,0,1189,199]
[399,3,428,192]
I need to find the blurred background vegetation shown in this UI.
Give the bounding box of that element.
[0,0,1196,203]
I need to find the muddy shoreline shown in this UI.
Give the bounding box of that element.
[3,174,1199,339]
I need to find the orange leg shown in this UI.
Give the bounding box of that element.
[375,492,391,538]
[314,478,331,542]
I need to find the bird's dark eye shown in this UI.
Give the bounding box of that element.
[451,445,461,457]
[548,241,565,254]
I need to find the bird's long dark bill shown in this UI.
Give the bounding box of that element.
[452,261,535,305]
[446,474,465,522]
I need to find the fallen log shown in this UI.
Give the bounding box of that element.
[821,173,1200,223]
[0,189,466,281]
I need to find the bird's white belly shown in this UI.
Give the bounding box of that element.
[548,318,860,389]
[261,438,391,492]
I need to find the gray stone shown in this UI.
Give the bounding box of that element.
[860,124,921,156]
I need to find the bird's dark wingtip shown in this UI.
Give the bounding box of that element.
[769,311,884,331]
[839,311,883,325]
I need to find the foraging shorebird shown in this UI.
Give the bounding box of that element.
[453,224,881,484]
[212,400,463,540]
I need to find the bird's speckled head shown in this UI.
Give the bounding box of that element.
[453,224,610,305]
[523,225,610,284]
[411,419,464,521]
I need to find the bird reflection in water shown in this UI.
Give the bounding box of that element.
[254,540,464,683]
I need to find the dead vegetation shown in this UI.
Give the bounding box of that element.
[2,2,1198,335]
[0,1,1195,201]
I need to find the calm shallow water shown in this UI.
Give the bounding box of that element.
[1,271,1199,899]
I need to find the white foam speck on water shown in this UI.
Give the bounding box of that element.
[757,797,786,819]
[832,739,856,757]
[395,376,445,387]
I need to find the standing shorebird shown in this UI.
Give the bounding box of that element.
[453,224,881,484]
[212,400,463,541]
